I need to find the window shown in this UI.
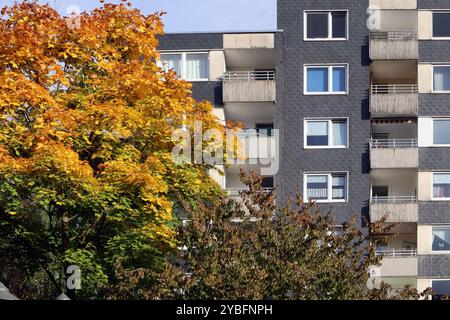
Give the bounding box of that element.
[433,12,450,39]
[305,173,347,202]
[305,119,348,148]
[432,280,450,300]
[305,11,348,40]
[433,173,450,199]
[261,177,274,188]
[160,52,208,81]
[305,65,347,94]
[433,66,450,92]
[433,119,450,145]
[432,227,450,252]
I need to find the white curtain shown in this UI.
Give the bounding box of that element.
[307,175,328,199]
[186,54,208,80]
[332,176,346,199]
[161,54,182,75]
[332,121,347,146]
[434,66,450,91]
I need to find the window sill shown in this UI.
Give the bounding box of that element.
[304,146,348,149]
[304,92,348,96]
[308,199,347,204]
[304,38,348,42]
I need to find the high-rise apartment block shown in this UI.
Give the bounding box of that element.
[159,0,450,297]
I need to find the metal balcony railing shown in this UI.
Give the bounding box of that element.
[370,196,418,204]
[376,248,417,257]
[371,84,418,94]
[370,139,418,149]
[370,31,418,41]
[223,71,275,81]
[226,188,273,196]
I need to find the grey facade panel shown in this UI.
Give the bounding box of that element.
[419,255,450,277]
[420,41,450,62]
[419,95,450,117]
[158,33,223,51]
[277,0,370,224]
[419,148,450,171]
[418,0,450,9]
[190,81,223,106]
[419,202,450,224]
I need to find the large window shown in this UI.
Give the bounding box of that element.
[305,173,347,202]
[433,65,450,92]
[160,52,208,81]
[305,119,348,148]
[433,173,450,199]
[432,227,450,252]
[433,119,450,145]
[305,11,348,40]
[433,12,450,39]
[305,65,347,94]
[432,280,450,300]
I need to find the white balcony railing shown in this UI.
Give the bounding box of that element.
[370,31,417,41]
[371,196,418,204]
[223,71,275,81]
[226,188,273,197]
[376,248,417,257]
[370,139,418,149]
[371,84,418,94]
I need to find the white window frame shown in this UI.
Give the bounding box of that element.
[432,65,450,93]
[431,172,450,201]
[304,64,349,95]
[303,172,348,203]
[304,10,349,41]
[304,118,349,149]
[432,118,450,146]
[159,51,209,82]
[430,226,450,254]
[431,11,450,40]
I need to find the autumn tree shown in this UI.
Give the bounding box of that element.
[156,171,431,300]
[0,1,226,299]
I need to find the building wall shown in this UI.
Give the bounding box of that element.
[277,0,371,224]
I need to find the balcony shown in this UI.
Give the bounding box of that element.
[369,31,418,60]
[370,139,418,169]
[376,249,418,277]
[370,84,418,117]
[223,71,276,103]
[370,196,418,223]
[369,0,417,10]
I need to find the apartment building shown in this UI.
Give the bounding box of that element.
[159,0,450,298]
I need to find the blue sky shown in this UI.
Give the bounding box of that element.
[4,0,277,32]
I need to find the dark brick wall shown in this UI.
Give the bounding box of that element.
[419,148,450,170]
[419,95,450,116]
[158,33,223,105]
[419,202,450,223]
[419,255,450,277]
[277,0,371,224]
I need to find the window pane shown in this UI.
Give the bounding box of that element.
[433,13,450,38]
[307,67,328,92]
[433,66,450,91]
[332,12,347,38]
[433,173,450,198]
[307,175,328,200]
[432,280,450,299]
[307,121,328,146]
[160,54,182,75]
[332,120,347,146]
[432,228,450,251]
[332,67,346,92]
[434,120,450,145]
[307,13,328,39]
[332,175,346,200]
[186,53,208,80]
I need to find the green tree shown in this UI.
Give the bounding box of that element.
[0,0,225,299]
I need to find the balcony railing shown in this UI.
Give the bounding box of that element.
[371,84,418,95]
[223,71,275,81]
[371,196,418,204]
[370,31,418,41]
[370,139,418,149]
[226,188,273,197]
[376,249,417,257]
